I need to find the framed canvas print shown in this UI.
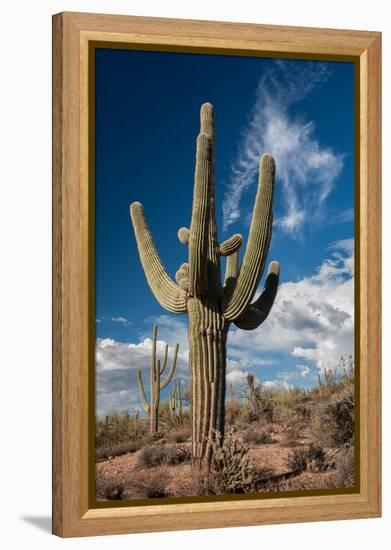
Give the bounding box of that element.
[52,12,381,537]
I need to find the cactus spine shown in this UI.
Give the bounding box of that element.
[137,324,179,434]
[130,103,279,466]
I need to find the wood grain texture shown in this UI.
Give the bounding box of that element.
[52,11,382,538]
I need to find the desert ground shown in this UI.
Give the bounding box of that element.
[95,363,355,501]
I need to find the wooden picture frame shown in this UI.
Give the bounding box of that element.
[52,11,381,537]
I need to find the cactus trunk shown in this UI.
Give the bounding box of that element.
[188,303,228,465]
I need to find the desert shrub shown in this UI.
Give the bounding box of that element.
[287,445,327,474]
[95,440,141,461]
[281,423,305,447]
[311,387,354,447]
[243,426,274,445]
[95,413,148,459]
[165,445,191,465]
[133,468,172,498]
[167,428,191,443]
[173,467,222,496]
[103,482,124,500]
[225,400,241,426]
[137,444,191,468]
[334,446,355,487]
[210,431,268,494]
[141,431,167,445]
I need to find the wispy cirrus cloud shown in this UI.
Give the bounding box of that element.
[222,60,344,236]
[329,208,354,225]
[111,316,132,326]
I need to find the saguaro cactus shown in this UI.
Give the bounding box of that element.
[137,324,179,434]
[130,103,280,465]
[168,379,183,424]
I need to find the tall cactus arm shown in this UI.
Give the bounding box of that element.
[160,344,169,374]
[223,154,275,321]
[223,250,239,298]
[188,103,215,297]
[188,132,213,296]
[233,261,280,330]
[222,235,242,293]
[160,343,179,389]
[220,234,243,256]
[130,202,187,313]
[137,369,150,414]
[152,323,158,369]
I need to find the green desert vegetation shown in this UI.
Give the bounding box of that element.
[95,355,356,500]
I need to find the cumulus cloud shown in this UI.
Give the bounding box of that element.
[296,364,311,378]
[95,335,189,417]
[142,314,189,354]
[263,380,292,390]
[229,239,354,371]
[222,60,344,236]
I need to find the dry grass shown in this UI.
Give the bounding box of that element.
[133,467,172,498]
[242,426,274,445]
[137,443,191,468]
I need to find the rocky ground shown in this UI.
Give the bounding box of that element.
[95,427,351,501]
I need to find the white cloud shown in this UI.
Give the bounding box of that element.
[142,315,189,354]
[222,60,344,236]
[111,316,131,326]
[95,335,188,417]
[229,240,354,371]
[330,208,354,225]
[263,380,292,390]
[296,364,311,378]
[226,368,249,386]
[329,238,354,254]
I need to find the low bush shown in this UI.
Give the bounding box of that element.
[243,426,274,445]
[133,468,172,498]
[167,429,191,443]
[95,414,148,459]
[95,440,141,461]
[137,443,191,468]
[287,445,327,474]
[334,446,355,487]
[103,482,124,500]
[311,388,354,447]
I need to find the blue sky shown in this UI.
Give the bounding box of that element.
[94,48,355,416]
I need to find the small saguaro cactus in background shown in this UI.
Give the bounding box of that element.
[137,324,179,434]
[168,379,183,424]
[130,103,280,466]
